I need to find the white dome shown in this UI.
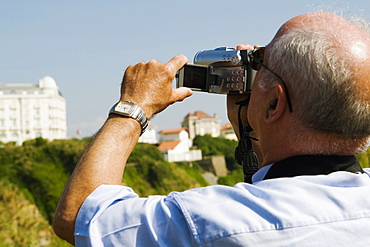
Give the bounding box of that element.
[39,76,58,89]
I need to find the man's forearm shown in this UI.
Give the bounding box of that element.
[53,54,191,245]
[53,116,141,244]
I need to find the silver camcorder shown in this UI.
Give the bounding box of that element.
[176,47,261,94]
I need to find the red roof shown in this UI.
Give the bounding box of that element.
[221,122,233,130]
[185,110,213,119]
[157,140,181,151]
[160,127,188,134]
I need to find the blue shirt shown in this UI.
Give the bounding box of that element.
[75,167,370,246]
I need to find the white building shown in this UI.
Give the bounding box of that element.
[0,76,67,145]
[220,122,237,140]
[158,127,202,162]
[138,125,158,144]
[182,111,221,140]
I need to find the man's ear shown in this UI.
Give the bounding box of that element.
[265,83,287,122]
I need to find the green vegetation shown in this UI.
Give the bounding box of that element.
[356,151,370,168]
[0,135,369,246]
[218,169,244,185]
[193,134,239,171]
[0,180,70,247]
[0,138,88,224]
[0,138,209,246]
[124,143,209,196]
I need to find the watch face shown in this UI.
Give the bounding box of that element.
[116,102,135,115]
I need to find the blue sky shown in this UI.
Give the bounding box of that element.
[1,0,370,138]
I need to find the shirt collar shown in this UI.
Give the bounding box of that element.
[251,164,273,183]
[251,155,364,183]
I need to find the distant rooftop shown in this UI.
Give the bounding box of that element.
[0,83,37,89]
[221,122,233,130]
[184,110,216,119]
[38,76,58,89]
[160,127,188,134]
[0,76,62,96]
[157,140,181,151]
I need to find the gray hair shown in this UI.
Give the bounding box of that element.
[258,16,370,140]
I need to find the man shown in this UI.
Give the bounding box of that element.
[53,12,370,246]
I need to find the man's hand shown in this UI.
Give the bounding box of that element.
[120,55,193,119]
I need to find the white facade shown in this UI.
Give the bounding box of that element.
[182,111,221,140]
[220,122,237,140]
[158,128,202,162]
[0,76,67,145]
[162,144,202,163]
[138,125,158,144]
[160,127,192,147]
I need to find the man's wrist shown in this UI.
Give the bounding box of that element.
[108,101,149,135]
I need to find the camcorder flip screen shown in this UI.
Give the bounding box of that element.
[177,64,208,91]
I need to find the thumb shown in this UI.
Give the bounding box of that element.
[171,87,193,103]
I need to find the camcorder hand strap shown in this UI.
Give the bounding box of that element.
[234,98,259,183]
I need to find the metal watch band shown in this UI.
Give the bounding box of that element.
[109,101,149,136]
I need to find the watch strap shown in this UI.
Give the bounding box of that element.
[109,101,149,135]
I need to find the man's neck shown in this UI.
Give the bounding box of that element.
[258,128,367,168]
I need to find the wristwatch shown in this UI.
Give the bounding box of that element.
[109,101,149,135]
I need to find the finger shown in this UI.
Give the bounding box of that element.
[171,87,193,103]
[236,44,254,50]
[166,54,188,74]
